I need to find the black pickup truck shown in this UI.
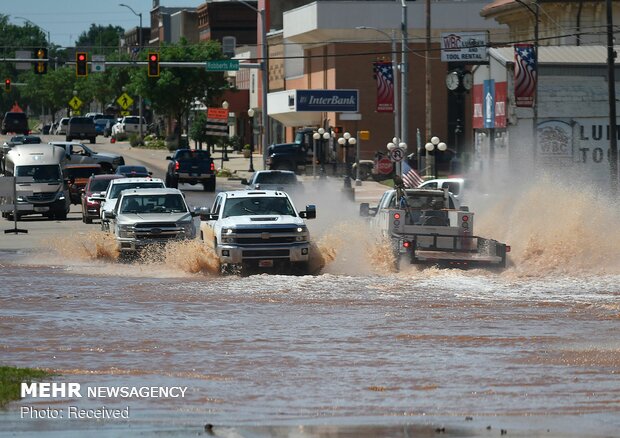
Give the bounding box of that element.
[266,143,312,172]
[165,148,216,192]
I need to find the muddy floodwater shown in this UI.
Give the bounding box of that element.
[1,181,620,437]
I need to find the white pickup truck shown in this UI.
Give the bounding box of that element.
[199,190,316,274]
[360,186,509,269]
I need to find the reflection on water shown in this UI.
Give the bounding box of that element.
[1,179,620,435]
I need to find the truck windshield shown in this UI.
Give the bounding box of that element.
[120,194,187,214]
[254,173,298,185]
[109,182,164,199]
[175,150,210,160]
[16,165,61,183]
[222,197,296,217]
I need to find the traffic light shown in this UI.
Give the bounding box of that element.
[76,52,88,77]
[148,53,160,77]
[34,48,48,75]
[4,78,10,92]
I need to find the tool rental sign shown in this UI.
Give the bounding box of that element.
[538,118,619,185]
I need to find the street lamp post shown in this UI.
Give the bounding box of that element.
[119,3,143,139]
[247,108,255,172]
[424,136,447,178]
[337,132,357,183]
[232,0,269,167]
[356,27,399,141]
[15,16,50,47]
[514,0,539,170]
[312,128,330,178]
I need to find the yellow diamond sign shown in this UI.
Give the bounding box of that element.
[117,93,134,110]
[68,96,83,110]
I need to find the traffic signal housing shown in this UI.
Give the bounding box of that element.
[148,53,160,77]
[76,52,88,77]
[4,78,10,92]
[34,48,47,75]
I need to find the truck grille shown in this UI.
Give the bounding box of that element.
[133,223,182,239]
[27,193,56,202]
[242,249,290,258]
[233,227,301,245]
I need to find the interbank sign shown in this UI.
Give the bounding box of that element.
[296,89,359,112]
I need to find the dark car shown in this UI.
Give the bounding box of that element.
[115,165,152,178]
[81,174,126,223]
[1,112,29,135]
[266,142,312,172]
[64,164,103,204]
[241,170,304,194]
[9,135,41,144]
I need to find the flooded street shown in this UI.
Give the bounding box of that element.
[1,169,620,436]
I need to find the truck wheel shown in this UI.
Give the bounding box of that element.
[168,176,179,188]
[203,179,216,192]
[83,216,92,224]
[90,137,96,144]
[66,136,71,141]
[292,262,310,276]
[100,163,113,174]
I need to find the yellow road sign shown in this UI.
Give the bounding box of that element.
[117,93,134,110]
[120,110,130,116]
[68,96,83,110]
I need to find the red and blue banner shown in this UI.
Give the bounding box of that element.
[372,61,394,113]
[514,43,537,108]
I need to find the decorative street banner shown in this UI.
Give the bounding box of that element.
[514,43,537,108]
[206,107,229,137]
[473,81,507,129]
[372,61,394,113]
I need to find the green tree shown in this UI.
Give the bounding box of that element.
[130,38,230,140]
[75,24,124,56]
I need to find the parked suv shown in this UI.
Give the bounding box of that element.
[1,112,29,135]
[66,116,97,143]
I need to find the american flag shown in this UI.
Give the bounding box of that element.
[401,160,424,188]
[372,61,394,113]
[514,44,537,108]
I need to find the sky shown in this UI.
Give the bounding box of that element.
[6,0,203,48]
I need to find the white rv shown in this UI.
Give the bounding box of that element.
[2,144,71,220]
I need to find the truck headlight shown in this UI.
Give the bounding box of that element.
[178,221,195,237]
[118,224,135,238]
[223,228,234,235]
[295,226,308,242]
[16,196,27,202]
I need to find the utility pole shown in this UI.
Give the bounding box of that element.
[607,0,618,195]
[401,0,408,148]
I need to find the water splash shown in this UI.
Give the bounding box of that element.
[474,175,620,277]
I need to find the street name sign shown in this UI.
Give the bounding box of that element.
[205,60,239,71]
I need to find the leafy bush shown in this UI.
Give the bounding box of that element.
[129,133,144,147]
[216,168,233,178]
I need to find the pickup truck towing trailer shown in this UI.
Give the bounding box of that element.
[360,187,509,269]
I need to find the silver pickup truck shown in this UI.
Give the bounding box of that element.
[106,187,199,254]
